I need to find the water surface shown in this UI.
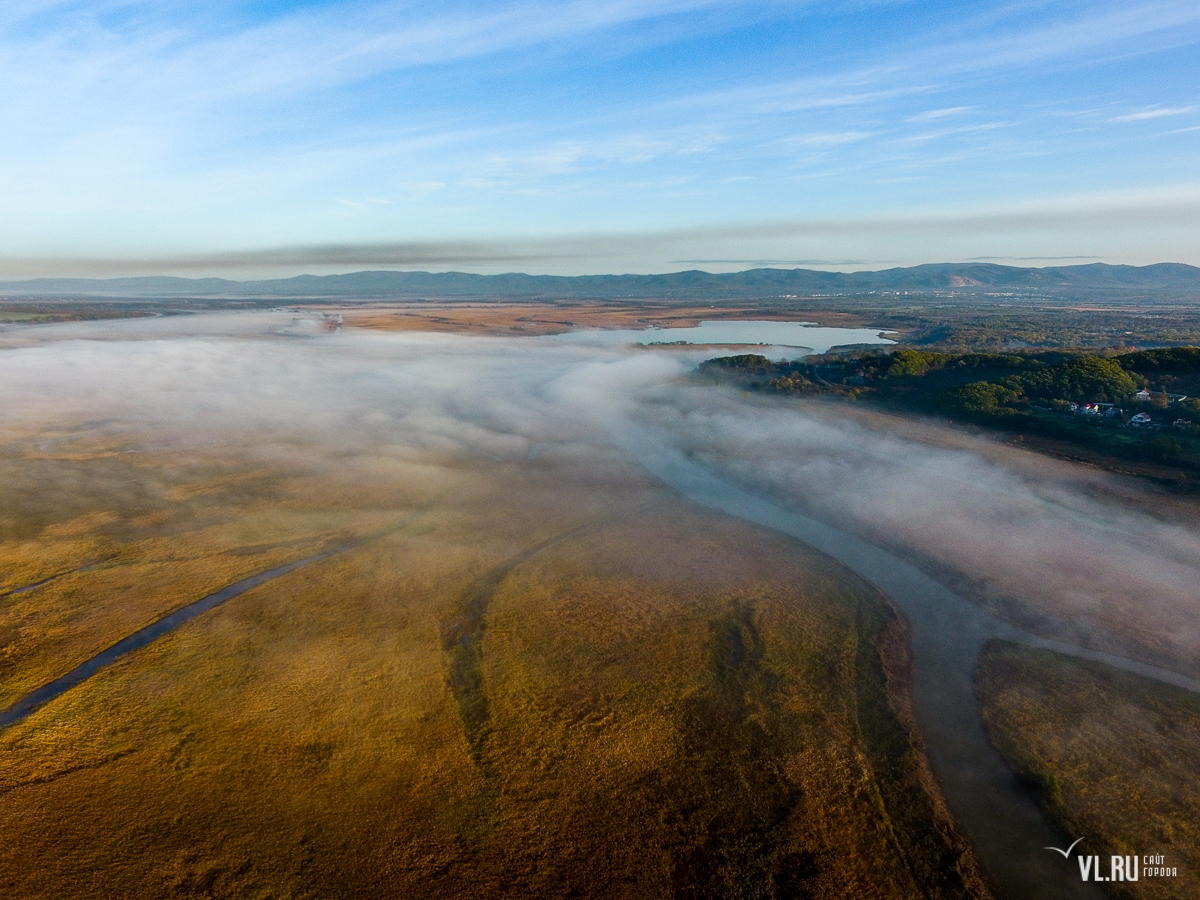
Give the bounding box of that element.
[550,320,895,357]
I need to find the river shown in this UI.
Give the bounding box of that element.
[616,421,1200,900]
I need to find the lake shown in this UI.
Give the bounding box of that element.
[548,319,896,357]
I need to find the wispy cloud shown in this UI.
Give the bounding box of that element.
[910,1,1200,78]
[895,122,1011,144]
[2,1,743,103]
[785,131,876,148]
[1110,105,1196,122]
[908,106,973,122]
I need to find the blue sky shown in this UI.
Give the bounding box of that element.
[2,0,1199,276]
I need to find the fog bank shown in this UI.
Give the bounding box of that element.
[640,385,1200,673]
[3,311,1199,673]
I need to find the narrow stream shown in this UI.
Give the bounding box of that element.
[0,550,341,730]
[618,423,1200,900]
[0,515,432,733]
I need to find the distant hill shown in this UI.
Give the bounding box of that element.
[2,263,1199,300]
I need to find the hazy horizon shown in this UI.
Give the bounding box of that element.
[1,258,1198,289]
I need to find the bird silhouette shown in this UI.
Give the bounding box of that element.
[1044,838,1084,858]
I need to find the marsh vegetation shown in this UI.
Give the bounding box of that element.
[976,642,1200,899]
[0,319,989,898]
[0,446,986,898]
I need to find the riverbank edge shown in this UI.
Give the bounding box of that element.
[858,587,995,899]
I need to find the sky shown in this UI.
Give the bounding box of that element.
[1,0,1198,277]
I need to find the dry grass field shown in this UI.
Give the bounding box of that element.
[0,421,987,899]
[333,301,871,337]
[977,641,1200,899]
[0,427,430,711]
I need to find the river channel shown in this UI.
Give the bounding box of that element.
[618,422,1200,900]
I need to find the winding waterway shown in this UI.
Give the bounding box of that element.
[617,422,1200,900]
[0,550,345,731]
[3,399,1198,897]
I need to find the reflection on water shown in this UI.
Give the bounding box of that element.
[549,320,895,356]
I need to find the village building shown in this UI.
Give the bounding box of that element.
[1134,388,1188,404]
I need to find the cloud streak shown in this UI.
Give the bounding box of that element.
[3,184,1198,276]
[1110,105,1197,122]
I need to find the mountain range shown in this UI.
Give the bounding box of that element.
[2,263,1199,300]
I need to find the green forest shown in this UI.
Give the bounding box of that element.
[702,347,1200,483]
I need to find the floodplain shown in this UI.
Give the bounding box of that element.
[0,314,986,899]
[4,305,1200,899]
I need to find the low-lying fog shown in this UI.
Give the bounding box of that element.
[3,311,1198,674]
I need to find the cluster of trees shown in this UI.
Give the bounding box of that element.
[707,354,773,369]
[700,346,1200,474]
[939,357,1138,415]
[707,349,1146,411]
[703,346,1200,414]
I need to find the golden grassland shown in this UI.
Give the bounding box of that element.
[976,641,1200,899]
[0,430,438,710]
[1,429,985,898]
[330,301,870,337]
